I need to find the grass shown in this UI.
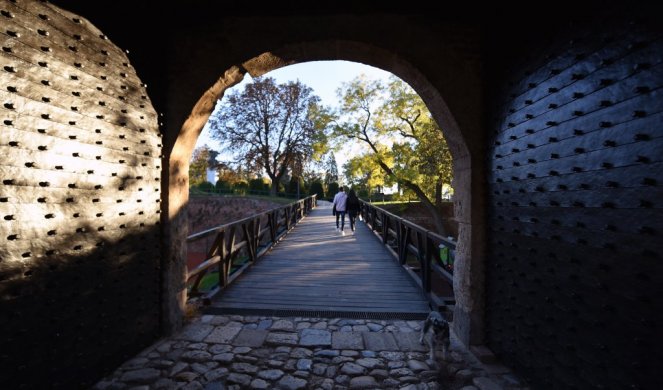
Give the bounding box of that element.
[190,190,306,205]
[366,200,421,206]
[242,195,300,204]
[190,257,251,293]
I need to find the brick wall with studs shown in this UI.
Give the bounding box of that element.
[486,20,662,390]
[0,0,162,387]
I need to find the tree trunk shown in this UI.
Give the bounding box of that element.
[428,204,447,237]
[435,178,443,208]
[363,137,448,236]
[270,180,278,196]
[376,159,447,235]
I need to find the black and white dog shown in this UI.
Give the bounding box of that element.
[419,310,451,363]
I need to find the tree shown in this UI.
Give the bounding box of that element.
[334,76,453,234]
[287,176,304,198]
[189,145,213,187]
[323,152,338,186]
[248,178,269,194]
[207,149,221,171]
[209,77,332,196]
[327,182,339,199]
[343,153,388,195]
[309,179,324,199]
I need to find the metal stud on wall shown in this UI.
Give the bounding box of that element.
[0,0,161,387]
[487,21,662,390]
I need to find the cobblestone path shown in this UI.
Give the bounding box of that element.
[94,314,528,390]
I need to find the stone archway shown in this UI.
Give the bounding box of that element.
[165,40,486,347]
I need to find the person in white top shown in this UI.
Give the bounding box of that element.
[332,186,348,235]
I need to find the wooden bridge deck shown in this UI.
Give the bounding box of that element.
[209,201,430,315]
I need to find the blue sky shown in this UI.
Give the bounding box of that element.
[195,60,394,169]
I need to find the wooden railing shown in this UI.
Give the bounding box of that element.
[186,195,317,302]
[360,200,456,309]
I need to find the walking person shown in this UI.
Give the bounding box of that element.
[346,189,361,235]
[332,186,348,235]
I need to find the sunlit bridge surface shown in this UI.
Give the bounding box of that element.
[207,201,430,318]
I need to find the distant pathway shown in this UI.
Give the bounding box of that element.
[209,201,430,315]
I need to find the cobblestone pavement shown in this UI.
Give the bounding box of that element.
[94,315,529,390]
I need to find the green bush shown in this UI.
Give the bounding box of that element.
[249,178,269,193]
[215,179,231,192]
[196,181,215,192]
[309,180,324,199]
[328,182,339,198]
[233,181,248,195]
[287,177,305,198]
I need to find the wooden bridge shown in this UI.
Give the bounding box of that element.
[187,196,455,318]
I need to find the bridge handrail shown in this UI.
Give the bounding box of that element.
[359,200,456,309]
[186,194,317,302]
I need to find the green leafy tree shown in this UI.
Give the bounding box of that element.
[215,179,231,193]
[196,181,215,192]
[343,153,388,195]
[209,77,333,196]
[327,182,339,199]
[248,178,269,194]
[323,152,339,186]
[287,176,304,198]
[335,76,453,234]
[233,181,248,195]
[309,179,324,199]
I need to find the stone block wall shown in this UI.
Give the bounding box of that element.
[486,19,662,389]
[0,1,162,387]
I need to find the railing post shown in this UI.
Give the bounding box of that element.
[416,230,427,294]
[399,224,408,265]
[424,234,433,294]
[268,211,277,243]
[225,227,236,284]
[253,216,261,259]
[221,228,233,287]
[371,208,377,232]
[381,213,388,244]
[284,207,290,230]
[396,219,402,262]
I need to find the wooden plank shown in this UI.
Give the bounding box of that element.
[211,202,429,314]
[217,301,429,312]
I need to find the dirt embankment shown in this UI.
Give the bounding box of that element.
[188,196,283,235]
[380,201,457,238]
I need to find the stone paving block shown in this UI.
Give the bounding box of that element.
[271,319,295,330]
[175,324,214,342]
[349,375,379,389]
[120,368,161,384]
[266,332,299,346]
[233,329,268,347]
[393,332,428,352]
[362,332,398,351]
[204,325,242,344]
[472,376,501,390]
[278,375,307,389]
[332,332,364,350]
[299,328,331,347]
[257,319,273,329]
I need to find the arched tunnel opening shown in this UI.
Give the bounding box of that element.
[1,1,660,389]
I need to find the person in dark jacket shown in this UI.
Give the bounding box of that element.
[346,189,361,234]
